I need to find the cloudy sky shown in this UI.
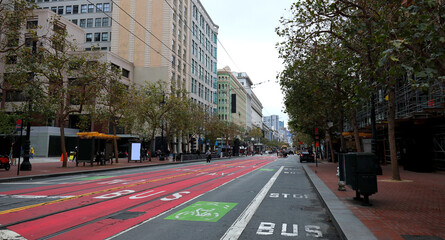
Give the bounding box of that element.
[199,0,295,127]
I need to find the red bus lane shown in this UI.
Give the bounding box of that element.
[6,159,273,239]
[0,161,249,225]
[51,160,272,240]
[0,163,216,196]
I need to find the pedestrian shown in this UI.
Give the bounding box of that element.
[9,142,16,166]
[206,149,211,163]
[72,146,78,162]
[30,146,34,159]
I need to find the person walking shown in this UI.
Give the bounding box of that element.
[206,149,212,163]
[9,142,16,166]
[30,146,34,159]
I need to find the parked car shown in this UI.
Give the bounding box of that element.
[299,151,315,162]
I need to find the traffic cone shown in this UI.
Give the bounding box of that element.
[60,153,63,162]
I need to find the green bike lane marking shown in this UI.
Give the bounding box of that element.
[165,201,237,222]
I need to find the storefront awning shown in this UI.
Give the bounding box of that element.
[76,132,120,139]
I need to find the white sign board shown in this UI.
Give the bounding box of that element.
[130,142,141,161]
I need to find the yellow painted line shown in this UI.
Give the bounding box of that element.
[0,160,257,215]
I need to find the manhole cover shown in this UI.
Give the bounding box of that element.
[109,211,145,220]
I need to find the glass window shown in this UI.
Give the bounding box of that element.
[81,4,87,13]
[95,18,101,27]
[27,20,38,29]
[87,18,93,28]
[57,6,63,15]
[86,33,92,42]
[102,32,108,41]
[73,5,78,14]
[71,19,78,25]
[102,18,109,27]
[79,19,86,28]
[96,3,102,12]
[94,33,100,42]
[103,3,110,12]
[88,4,94,13]
[51,6,57,13]
[66,6,72,14]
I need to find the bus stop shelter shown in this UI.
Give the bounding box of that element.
[75,132,119,166]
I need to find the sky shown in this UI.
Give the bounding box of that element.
[199,0,295,127]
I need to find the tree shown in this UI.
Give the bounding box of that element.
[93,63,130,163]
[13,16,108,167]
[131,80,173,160]
[276,0,427,180]
[0,0,34,54]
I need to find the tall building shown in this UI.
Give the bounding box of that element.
[234,72,263,130]
[263,115,279,132]
[35,1,113,51]
[35,0,219,112]
[217,66,247,128]
[189,0,219,113]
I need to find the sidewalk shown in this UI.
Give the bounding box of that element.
[0,156,181,182]
[305,161,445,240]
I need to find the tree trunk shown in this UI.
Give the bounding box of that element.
[351,111,362,152]
[148,130,156,161]
[388,83,401,180]
[113,124,118,163]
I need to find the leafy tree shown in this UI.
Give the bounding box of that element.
[12,16,107,167]
[92,63,130,163]
[130,80,173,160]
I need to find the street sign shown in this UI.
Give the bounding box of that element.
[16,119,22,130]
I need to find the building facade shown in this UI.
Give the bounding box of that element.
[35,0,113,51]
[217,66,247,128]
[234,72,263,131]
[189,0,219,113]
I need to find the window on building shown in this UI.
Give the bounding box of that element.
[95,18,101,27]
[102,17,109,27]
[51,6,56,13]
[88,4,94,13]
[66,5,72,14]
[73,5,79,14]
[94,33,100,42]
[102,32,108,41]
[96,3,102,12]
[87,18,93,28]
[26,20,38,29]
[57,6,64,15]
[71,19,78,25]
[81,4,87,13]
[103,3,110,12]
[122,68,130,78]
[172,55,175,67]
[79,19,86,28]
[86,33,92,42]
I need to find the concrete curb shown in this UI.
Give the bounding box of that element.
[302,164,377,240]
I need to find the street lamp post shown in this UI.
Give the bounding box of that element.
[20,89,33,171]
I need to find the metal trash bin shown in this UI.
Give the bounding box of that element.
[343,152,378,206]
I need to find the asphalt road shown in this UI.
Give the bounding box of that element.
[0,155,339,240]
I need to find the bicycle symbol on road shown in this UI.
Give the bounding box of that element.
[165,201,237,222]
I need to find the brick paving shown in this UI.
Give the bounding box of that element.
[309,162,445,240]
